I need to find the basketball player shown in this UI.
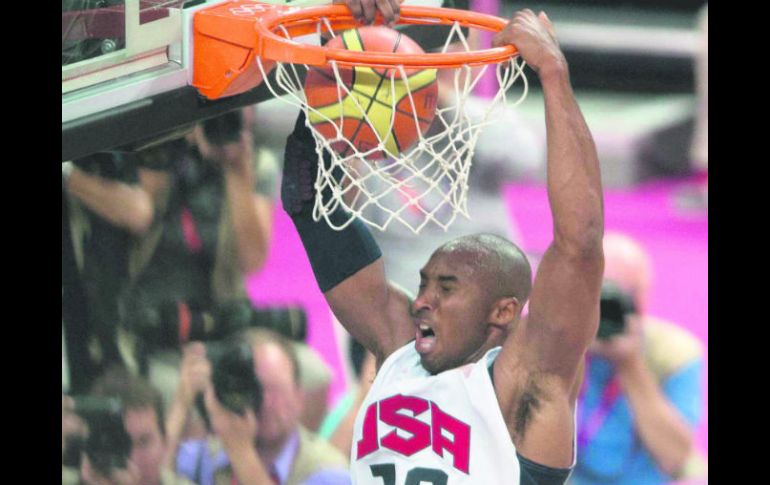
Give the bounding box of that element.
[281,9,603,484]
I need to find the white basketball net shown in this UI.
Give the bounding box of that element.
[257,20,528,234]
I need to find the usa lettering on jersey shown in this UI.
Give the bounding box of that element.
[355,394,471,474]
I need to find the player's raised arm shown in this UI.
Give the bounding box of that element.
[491,10,604,466]
[281,113,414,364]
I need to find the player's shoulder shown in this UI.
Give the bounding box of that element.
[377,340,420,373]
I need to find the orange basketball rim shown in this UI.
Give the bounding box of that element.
[192,0,519,100]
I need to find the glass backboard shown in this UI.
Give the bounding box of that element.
[62,0,464,161]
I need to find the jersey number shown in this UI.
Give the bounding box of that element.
[370,464,448,485]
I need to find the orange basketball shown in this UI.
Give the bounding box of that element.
[304,27,439,160]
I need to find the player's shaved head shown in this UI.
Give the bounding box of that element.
[435,233,533,308]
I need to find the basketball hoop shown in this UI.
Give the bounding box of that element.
[194,1,528,233]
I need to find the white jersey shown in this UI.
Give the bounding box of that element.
[350,342,520,485]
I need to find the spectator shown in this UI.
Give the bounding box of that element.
[570,232,706,485]
[122,111,277,401]
[62,370,195,485]
[62,395,88,484]
[172,329,350,485]
[62,108,279,402]
[293,343,333,433]
[317,338,376,456]
[63,142,174,391]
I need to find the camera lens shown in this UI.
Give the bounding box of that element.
[597,282,635,340]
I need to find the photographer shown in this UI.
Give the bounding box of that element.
[570,232,706,485]
[120,109,278,399]
[168,330,350,485]
[317,337,376,457]
[62,372,194,485]
[63,108,279,397]
[63,140,174,392]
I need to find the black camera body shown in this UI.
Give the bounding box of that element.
[195,339,263,430]
[209,339,263,415]
[62,396,132,476]
[598,282,637,340]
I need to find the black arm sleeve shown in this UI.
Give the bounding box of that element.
[489,361,575,485]
[281,112,382,293]
[518,453,573,485]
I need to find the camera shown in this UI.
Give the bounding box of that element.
[252,306,308,342]
[125,298,308,350]
[195,338,263,430]
[597,282,637,340]
[124,299,253,349]
[62,396,132,476]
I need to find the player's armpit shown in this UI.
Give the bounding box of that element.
[492,243,601,467]
[494,367,576,469]
[513,390,576,470]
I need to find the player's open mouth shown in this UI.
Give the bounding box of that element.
[415,324,436,354]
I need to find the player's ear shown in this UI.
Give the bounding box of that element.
[487,296,519,328]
